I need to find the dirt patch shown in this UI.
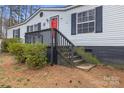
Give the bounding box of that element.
[0,53,124,88]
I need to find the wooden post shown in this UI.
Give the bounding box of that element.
[50,29,54,65]
[54,29,57,64]
[50,28,58,65]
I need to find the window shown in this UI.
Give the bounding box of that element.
[27,26,29,32]
[83,11,88,22]
[78,13,83,23]
[27,23,41,32]
[34,24,38,31]
[38,23,41,31]
[77,24,83,33]
[27,25,33,32]
[83,23,88,33]
[89,22,94,32]
[13,29,20,38]
[77,9,95,33]
[30,25,33,32]
[34,23,41,31]
[89,10,95,21]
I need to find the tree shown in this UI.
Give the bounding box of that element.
[0,5,42,38]
[0,6,4,38]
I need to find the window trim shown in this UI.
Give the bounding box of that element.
[76,9,96,34]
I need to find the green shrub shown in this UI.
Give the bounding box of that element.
[75,47,100,64]
[8,43,26,63]
[24,44,47,69]
[1,38,21,52]
[8,42,47,69]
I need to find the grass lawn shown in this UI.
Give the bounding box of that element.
[0,53,124,88]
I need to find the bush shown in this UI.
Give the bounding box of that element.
[24,44,47,69]
[7,41,47,69]
[75,47,100,64]
[1,38,21,52]
[8,43,26,63]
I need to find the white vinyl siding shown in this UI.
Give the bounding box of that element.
[65,5,124,46]
[7,5,124,46]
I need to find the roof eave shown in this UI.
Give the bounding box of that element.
[8,5,82,29]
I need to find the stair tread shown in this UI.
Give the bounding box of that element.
[76,64,96,70]
[73,59,84,63]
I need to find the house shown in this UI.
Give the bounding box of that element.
[7,5,124,66]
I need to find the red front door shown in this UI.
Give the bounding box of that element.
[51,17,58,38]
[51,17,58,29]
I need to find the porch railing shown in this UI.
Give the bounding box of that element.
[53,29,75,65]
[25,28,75,65]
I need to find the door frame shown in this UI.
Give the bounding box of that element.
[50,15,59,30]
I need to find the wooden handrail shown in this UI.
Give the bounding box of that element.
[25,28,76,65]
